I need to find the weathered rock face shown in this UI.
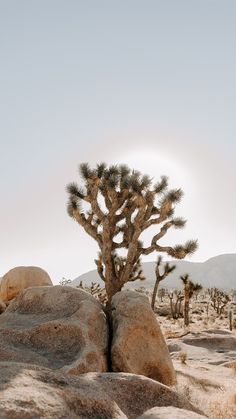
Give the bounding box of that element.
[0,286,108,374]
[0,363,201,419]
[0,266,52,304]
[138,406,206,418]
[111,290,176,386]
[155,304,171,317]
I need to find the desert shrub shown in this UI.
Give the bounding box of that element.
[179,351,188,364]
[77,281,107,305]
[59,277,72,286]
[207,390,236,419]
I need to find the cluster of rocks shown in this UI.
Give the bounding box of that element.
[0,266,205,418]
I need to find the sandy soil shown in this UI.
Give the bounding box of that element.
[154,297,236,419]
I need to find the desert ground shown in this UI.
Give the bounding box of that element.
[154,292,236,419]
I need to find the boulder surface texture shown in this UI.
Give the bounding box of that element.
[0,285,108,374]
[111,290,176,385]
[0,266,52,304]
[138,406,206,418]
[0,363,201,419]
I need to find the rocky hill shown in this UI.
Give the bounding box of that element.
[73,254,236,291]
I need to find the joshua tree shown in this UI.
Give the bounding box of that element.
[168,290,184,319]
[180,274,202,326]
[208,287,230,315]
[158,287,166,302]
[151,256,176,310]
[67,163,197,311]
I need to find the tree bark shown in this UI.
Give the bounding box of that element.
[184,286,190,326]
[151,279,161,310]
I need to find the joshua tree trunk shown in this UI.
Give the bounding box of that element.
[169,294,174,318]
[229,310,233,331]
[151,279,161,310]
[151,257,176,311]
[178,298,183,318]
[105,278,123,313]
[184,286,190,326]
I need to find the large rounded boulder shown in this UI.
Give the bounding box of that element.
[0,364,201,418]
[0,285,109,374]
[111,290,176,386]
[0,266,52,304]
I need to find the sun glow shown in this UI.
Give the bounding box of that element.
[115,149,192,193]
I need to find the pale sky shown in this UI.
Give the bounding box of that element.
[0,1,235,283]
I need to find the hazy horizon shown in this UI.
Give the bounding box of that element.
[1,1,236,283]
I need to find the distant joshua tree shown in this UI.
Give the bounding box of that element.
[158,287,166,303]
[151,256,176,310]
[180,274,202,326]
[208,287,230,315]
[168,290,184,319]
[67,163,197,312]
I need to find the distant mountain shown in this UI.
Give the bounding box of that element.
[73,254,236,291]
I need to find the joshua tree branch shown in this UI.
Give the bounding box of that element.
[120,204,146,285]
[88,182,105,221]
[140,244,176,257]
[143,216,164,230]
[95,255,106,282]
[151,221,173,244]
[73,209,103,248]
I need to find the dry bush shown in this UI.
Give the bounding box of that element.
[77,281,107,305]
[207,390,236,419]
[179,351,188,364]
[229,362,236,373]
[177,374,236,419]
[180,384,192,400]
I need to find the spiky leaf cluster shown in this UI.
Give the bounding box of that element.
[180,274,202,298]
[155,255,176,280]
